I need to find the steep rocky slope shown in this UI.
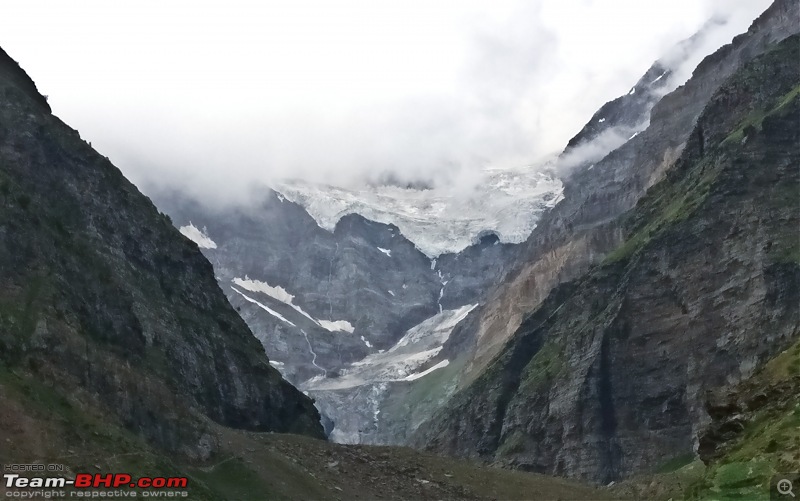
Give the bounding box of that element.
[690,339,800,499]
[0,44,324,461]
[445,0,799,386]
[607,338,800,500]
[417,31,800,485]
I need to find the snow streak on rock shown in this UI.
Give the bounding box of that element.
[402,359,450,382]
[231,286,295,326]
[179,223,217,249]
[234,277,353,333]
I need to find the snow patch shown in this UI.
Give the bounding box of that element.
[387,290,395,297]
[436,270,447,314]
[234,276,317,324]
[361,335,373,348]
[401,359,450,381]
[628,131,641,141]
[651,71,667,84]
[598,118,606,123]
[231,287,295,327]
[234,277,354,333]
[377,247,392,257]
[628,87,636,95]
[179,223,217,249]
[234,276,295,305]
[318,320,355,333]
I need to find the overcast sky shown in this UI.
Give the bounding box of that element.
[1,0,771,203]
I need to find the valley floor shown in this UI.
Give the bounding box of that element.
[4,348,797,501]
[0,365,609,500]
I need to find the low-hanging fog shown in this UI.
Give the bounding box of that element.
[2,0,770,205]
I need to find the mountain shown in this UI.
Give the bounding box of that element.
[0,42,624,501]
[158,5,800,453]
[414,2,800,485]
[152,15,743,445]
[154,181,537,443]
[446,0,800,387]
[0,43,324,462]
[4,4,795,499]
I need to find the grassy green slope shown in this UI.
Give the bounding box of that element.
[685,340,800,500]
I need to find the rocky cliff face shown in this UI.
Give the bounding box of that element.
[416,29,800,484]
[0,46,324,459]
[445,0,799,389]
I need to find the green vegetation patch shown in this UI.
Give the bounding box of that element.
[686,459,774,501]
[604,156,719,265]
[379,356,467,441]
[401,356,466,408]
[0,274,51,358]
[685,344,800,500]
[723,84,800,145]
[761,340,800,383]
[765,184,800,264]
[655,453,697,474]
[520,340,564,390]
[497,430,528,456]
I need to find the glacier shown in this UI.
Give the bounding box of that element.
[302,304,476,392]
[275,164,563,257]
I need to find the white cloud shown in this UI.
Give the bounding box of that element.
[0,0,771,204]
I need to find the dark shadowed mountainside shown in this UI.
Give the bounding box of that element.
[0,45,324,461]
